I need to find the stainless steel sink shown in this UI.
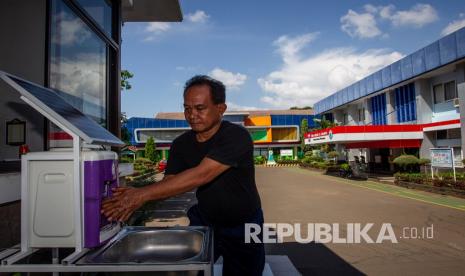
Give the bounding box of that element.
[78,226,212,265]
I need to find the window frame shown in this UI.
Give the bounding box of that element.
[44,0,121,149]
[433,83,444,104]
[436,129,462,140]
[444,80,457,102]
[432,80,457,105]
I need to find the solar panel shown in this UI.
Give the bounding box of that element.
[0,71,124,146]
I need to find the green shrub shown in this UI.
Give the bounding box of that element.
[340,163,351,172]
[304,151,313,157]
[301,156,313,164]
[418,158,431,165]
[254,156,266,165]
[145,137,157,162]
[309,155,324,163]
[393,155,420,172]
[135,157,152,164]
[394,172,465,190]
[327,151,339,159]
[394,172,428,184]
[134,157,154,173]
[119,156,134,163]
[276,160,300,165]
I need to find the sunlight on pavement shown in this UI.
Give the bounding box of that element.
[287,167,465,212]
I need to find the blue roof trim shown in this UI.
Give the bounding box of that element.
[314,27,465,114]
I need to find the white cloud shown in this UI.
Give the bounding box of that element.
[144,22,172,41]
[257,33,403,108]
[144,10,210,41]
[185,10,209,23]
[49,53,107,118]
[382,4,438,28]
[146,22,171,33]
[274,33,319,63]
[209,68,247,90]
[341,9,382,38]
[52,12,91,45]
[341,4,439,39]
[226,102,261,111]
[363,4,379,14]
[441,13,465,36]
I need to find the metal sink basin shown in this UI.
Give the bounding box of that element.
[78,226,212,265]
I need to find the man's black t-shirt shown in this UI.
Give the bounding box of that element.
[165,120,262,226]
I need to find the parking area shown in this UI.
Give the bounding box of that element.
[257,167,465,275]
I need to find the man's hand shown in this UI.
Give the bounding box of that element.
[101,187,146,222]
[100,157,229,222]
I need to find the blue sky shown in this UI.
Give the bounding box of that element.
[121,0,465,118]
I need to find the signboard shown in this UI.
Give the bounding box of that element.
[267,149,276,165]
[430,148,456,181]
[430,148,454,168]
[280,149,293,157]
[305,130,330,144]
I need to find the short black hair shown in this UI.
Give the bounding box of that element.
[183,75,226,104]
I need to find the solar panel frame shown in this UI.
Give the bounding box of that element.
[0,71,124,147]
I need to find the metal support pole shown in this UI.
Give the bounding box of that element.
[52,248,59,276]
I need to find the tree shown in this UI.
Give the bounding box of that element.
[120,70,134,143]
[290,106,312,110]
[145,137,157,162]
[300,118,309,152]
[121,69,134,91]
[120,112,130,144]
[313,118,337,130]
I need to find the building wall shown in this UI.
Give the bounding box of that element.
[245,115,271,126]
[430,68,463,122]
[346,104,358,126]
[0,0,47,160]
[386,90,395,124]
[416,78,434,125]
[249,128,272,143]
[271,128,297,141]
[0,0,47,249]
[333,109,344,125]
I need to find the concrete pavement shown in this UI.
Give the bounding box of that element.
[256,167,465,275]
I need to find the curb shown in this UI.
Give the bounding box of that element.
[256,164,301,168]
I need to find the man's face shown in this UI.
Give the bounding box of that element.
[183,84,226,133]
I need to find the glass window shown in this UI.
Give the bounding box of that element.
[433,84,444,104]
[448,128,461,139]
[50,0,108,127]
[436,130,447,140]
[343,114,348,125]
[75,0,113,38]
[358,108,365,124]
[444,81,457,101]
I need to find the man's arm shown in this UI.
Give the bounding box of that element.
[163,174,175,181]
[102,157,229,221]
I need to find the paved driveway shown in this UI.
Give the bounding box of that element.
[256,167,465,275]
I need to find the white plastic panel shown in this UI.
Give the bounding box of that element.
[29,160,75,247]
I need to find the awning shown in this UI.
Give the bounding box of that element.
[305,124,423,145]
[122,0,183,22]
[345,140,422,149]
[304,119,460,147]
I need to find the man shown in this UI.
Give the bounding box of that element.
[102,75,265,275]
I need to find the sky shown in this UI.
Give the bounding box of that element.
[121,0,465,118]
